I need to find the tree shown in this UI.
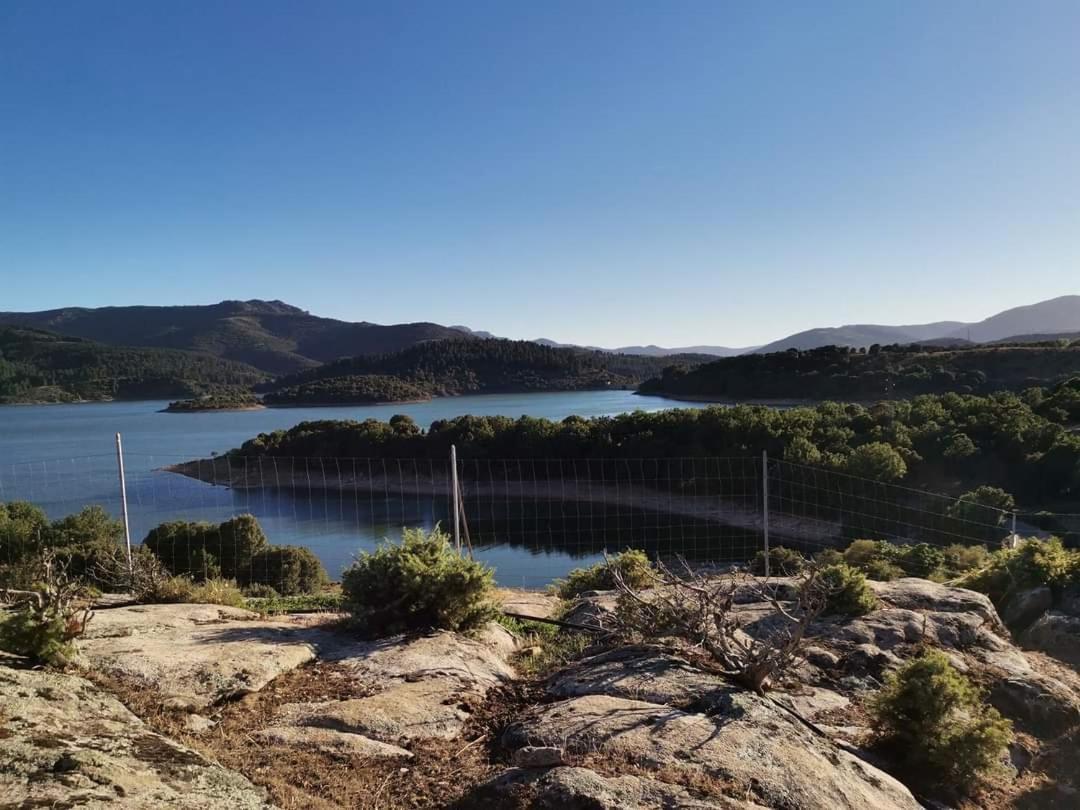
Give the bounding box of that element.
[844,442,907,481]
[948,486,1015,528]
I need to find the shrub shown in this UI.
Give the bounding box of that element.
[897,543,945,579]
[0,551,93,667]
[813,548,845,567]
[341,526,497,635]
[189,578,246,607]
[843,539,904,580]
[862,557,905,581]
[555,550,654,599]
[750,546,806,576]
[868,649,1012,792]
[243,583,280,599]
[819,563,878,616]
[250,546,328,595]
[959,537,1080,603]
[941,544,990,577]
[151,576,199,603]
[948,486,1015,527]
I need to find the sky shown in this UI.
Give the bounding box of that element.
[1,2,1078,348]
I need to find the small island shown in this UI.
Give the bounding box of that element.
[262,374,433,406]
[164,392,264,412]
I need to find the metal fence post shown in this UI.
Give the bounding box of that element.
[115,432,133,573]
[450,444,461,554]
[762,449,770,578]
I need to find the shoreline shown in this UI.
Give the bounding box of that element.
[161,404,267,413]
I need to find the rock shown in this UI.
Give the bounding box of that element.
[1001,586,1053,632]
[505,690,922,809]
[774,686,851,722]
[803,645,840,669]
[277,679,472,741]
[499,588,562,620]
[990,676,1080,737]
[1022,611,1080,667]
[512,746,566,768]
[77,603,333,708]
[183,714,218,734]
[869,578,1007,635]
[477,766,764,809]
[559,594,619,629]
[254,726,413,759]
[1059,584,1080,618]
[0,665,271,809]
[547,646,730,707]
[269,623,516,746]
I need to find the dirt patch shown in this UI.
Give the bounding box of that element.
[87,663,536,810]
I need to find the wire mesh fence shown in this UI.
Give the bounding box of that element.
[0,444,1064,591]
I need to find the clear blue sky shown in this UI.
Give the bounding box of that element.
[2,2,1078,347]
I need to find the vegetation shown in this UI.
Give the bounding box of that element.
[958,537,1080,604]
[224,390,1080,507]
[639,342,1080,401]
[264,375,431,405]
[142,515,328,595]
[751,546,807,576]
[868,649,1013,792]
[165,391,262,411]
[341,526,498,635]
[263,337,712,402]
[818,563,878,615]
[0,326,268,404]
[554,549,654,598]
[0,501,128,590]
[0,551,93,667]
[244,591,345,615]
[497,614,593,678]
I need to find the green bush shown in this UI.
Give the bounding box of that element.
[750,546,806,576]
[868,649,1012,792]
[250,546,328,595]
[242,583,280,599]
[189,578,246,607]
[818,563,878,616]
[843,539,903,580]
[813,548,845,567]
[341,526,497,635]
[897,543,945,579]
[143,515,268,581]
[941,544,990,577]
[555,550,654,599]
[959,537,1080,604]
[143,515,328,594]
[0,610,77,668]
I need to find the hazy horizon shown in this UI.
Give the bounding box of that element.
[3,2,1079,346]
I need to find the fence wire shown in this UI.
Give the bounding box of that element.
[0,449,1063,591]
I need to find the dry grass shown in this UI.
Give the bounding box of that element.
[86,663,529,810]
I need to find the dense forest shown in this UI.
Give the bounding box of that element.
[639,341,1080,401]
[262,338,713,401]
[263,375,431,405]
[226,383,1080,505]
[164,391,263,411]
[0,327,269,404]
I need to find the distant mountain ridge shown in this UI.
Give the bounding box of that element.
[0,300,470,375]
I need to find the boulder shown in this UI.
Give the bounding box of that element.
[1060,584,1080,618]
[77,604,334,709]
[253,725,413,759]
[869,578,1007,635]
[477,766,765,809]
[499,588,562,620]
[0,665,271,809]
[512,746,566,768]
[990,675,1080,737]
[1022,611,1080,667]
[1001,586,1053,632]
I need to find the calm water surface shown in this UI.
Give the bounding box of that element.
[0,391,704,586]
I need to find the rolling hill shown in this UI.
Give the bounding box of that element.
[0,326,269,404]
[0,300,471,375]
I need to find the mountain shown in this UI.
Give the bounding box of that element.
[0,326,268,404]
[533,338,752,357]
[263,337,716,403]
[944,296,1080,343]
[0,300,471,376]
[753,322,965,354]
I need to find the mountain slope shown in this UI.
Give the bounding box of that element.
[754,322,964,353]
[0,326,268,403]
[946,295,1080,342]
[0,300,470,375]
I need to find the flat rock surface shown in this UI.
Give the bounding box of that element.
[78,604,334,708]
[0,664,272,809]
[478,766,767,809]
[505,692,922,810]
[498,588,562,620]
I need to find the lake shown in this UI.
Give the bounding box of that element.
[0,390,708,587]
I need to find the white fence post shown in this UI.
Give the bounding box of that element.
[115,432,133,573]
[450,444,461,554]
[762,449,770,577]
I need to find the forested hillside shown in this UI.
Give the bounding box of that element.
[0,327,269,403]
[262,338,713,401]
[640,342,1080,401]
[0,300,470,375]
